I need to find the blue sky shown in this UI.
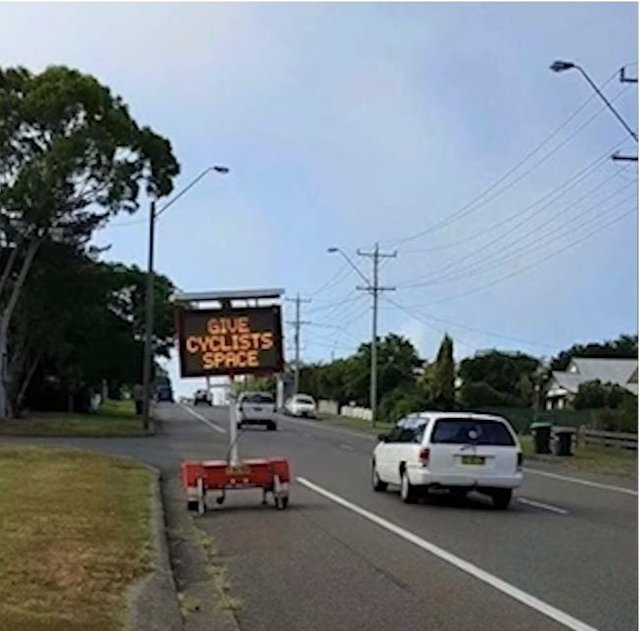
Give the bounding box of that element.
[0,2,637,396]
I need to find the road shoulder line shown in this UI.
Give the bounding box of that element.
[297,476,597,631]
[179,404,227,434]
[524,467,637,496]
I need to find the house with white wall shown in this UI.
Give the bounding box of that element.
[545,357,638,410]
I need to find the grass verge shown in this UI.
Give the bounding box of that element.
[318,414,394,436]
[520,435,637,478]
[0,400,146,437]
[192,522,242,612]
[0,445,153,631]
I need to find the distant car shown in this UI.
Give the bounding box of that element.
[285,394,317,418]
[193,389,212,406]
[371,412,523,509]
[236,392,277,430]
[156,385,174,403]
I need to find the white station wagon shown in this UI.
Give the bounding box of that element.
[372,412,523,508]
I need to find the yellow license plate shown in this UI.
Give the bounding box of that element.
[461,455,485,465]
[226,465,251,476]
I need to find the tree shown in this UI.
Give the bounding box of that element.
[431,334,455,410]
[459,350,539,399]
[459,381,523,408]
[0,64,180,417]
[15,244,176,414]
[551,334,638,371]
[298,334,422,412]
[574,380,628,411]
[517,373,534,406]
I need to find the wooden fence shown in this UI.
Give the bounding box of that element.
[579,428,638,451]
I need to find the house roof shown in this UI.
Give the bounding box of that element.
[548,357,638,396]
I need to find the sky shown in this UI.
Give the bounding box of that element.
[0,1,637,397]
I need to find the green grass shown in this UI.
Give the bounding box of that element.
[0,445,153,631]
[319,413,394,436]
[98,398,136,418]
[520,435,637,478]
[0,399,147,437]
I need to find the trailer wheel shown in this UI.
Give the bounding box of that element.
[274,494,289,510]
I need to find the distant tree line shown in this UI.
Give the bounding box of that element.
[298,332,637,427]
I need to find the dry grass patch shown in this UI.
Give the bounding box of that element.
[0,446,153,631]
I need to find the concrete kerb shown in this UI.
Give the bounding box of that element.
[128,467,183,631]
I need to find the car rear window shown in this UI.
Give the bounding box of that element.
[295,396,314,404]
[243,393,274,404]
[431,418,515,446]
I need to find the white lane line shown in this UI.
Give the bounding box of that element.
[339,444,354,452]
[297,477,597,631]
[179,404,226,434]
[524,467,637,496]
[518,497,568,515]
[277,414,376,441]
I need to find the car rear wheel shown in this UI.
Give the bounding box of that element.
[400,469,418,504]
[371,463,387,492]
[491,489,513,509]
[267,421,277,431]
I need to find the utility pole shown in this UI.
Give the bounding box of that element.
[357,243,396,427]
[286,294,311,394]
[141,199,156,431]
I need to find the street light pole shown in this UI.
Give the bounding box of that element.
[327,245,396,427]
[141,165,229,430]
[141,199,156,430]
[550,60,638,143]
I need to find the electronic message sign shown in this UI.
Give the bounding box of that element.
[176,306,284,377]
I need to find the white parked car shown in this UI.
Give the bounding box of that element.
[372,412,523,509]
[285,394,317,418]
[236,392,277,431]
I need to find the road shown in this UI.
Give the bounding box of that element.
[11,403,637,631]
[166,403,638,631]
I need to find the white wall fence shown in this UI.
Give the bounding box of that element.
[319,399,372,421]
[317,399,339,416]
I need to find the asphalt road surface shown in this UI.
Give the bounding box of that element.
[159,403,637,631]
[11,403,636,631]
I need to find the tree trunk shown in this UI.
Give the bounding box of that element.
[0,237,42,418]
[0,244,19,301]
[14,353,40,416]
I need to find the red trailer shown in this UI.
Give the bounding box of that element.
[182,457,291,513]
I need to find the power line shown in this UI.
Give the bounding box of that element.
[405,204,637,309]
[384,296,479,354]
[309,263,352,296]
[400,144,623,258]
[387,299,558,351]
[424,185,637,289]
[395,136,627,288]
[386,72,626,247]
[399,173,635,289]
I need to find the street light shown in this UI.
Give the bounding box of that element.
[328,246,388,427]
[550,59,638,142]
[327,247,371,285]
[142,165,230,429]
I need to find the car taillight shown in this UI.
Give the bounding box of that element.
[419,447,430,464]
[517,452,523,467]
